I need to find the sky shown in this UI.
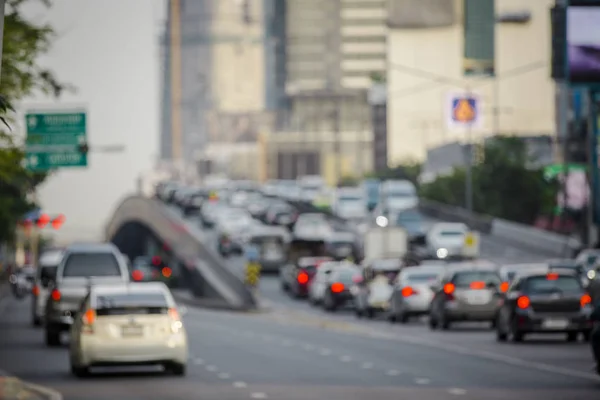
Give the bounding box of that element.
[18,0,167,242]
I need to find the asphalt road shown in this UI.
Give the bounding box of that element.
[1,205,599,399]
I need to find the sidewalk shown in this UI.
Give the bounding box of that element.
[0,375,62,400]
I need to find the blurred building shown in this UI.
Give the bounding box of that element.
[387,0,556,164]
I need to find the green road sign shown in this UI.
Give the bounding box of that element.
[25,111,87,170]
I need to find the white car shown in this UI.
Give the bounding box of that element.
[426,222,469,259]
[69,282,188,377]
[293,213,332,241]
[308,261,346,304]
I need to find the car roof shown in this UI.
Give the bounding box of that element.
[499,263,548,272]
[65,242,118,253]
[546,259,579,266]
[298,257,332,267]
[515,268,580,280]
[446,264,498,273]
[401,265,445,275]
[430,222,468,232]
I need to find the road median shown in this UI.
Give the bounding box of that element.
[0,375,62,400]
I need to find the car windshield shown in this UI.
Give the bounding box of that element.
[335,269,359,284]
[405,273,439,282]
[439,231,465,237]
[453,271,500,288]
[95,292,169,315]
[525,275,582,293]
[62,252,121,277]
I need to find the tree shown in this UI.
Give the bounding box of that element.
[420,137,555,225]
[365,161,422,186]
[0,0,70,243]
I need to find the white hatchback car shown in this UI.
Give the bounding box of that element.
[69,282,188,377]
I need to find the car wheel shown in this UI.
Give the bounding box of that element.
[428,315,438,330]
[399,312,410,324]
[387,314,396,323]
[167,362,186,376]
[496,324,507,342]
[366,308,375,319]
[509,322,524,343]
[45,328,61,347]
[32,315,41,327]
[439,313,451,330]
[70,364,89,378]
[566,332,578,342]
[582,330,591,342]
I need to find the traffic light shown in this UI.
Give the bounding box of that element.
[51,214,65,230]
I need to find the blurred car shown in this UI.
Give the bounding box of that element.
[265,202,297,227]
[245,225,290,272]
[576,249,600,271]
[215,208,255,256]
[320,264,361,312]
[324,231,356,261]
[395,208,426,239]
[308,261,344,305]
[547,259,587,287]
[496,268,593,342]
[293,213,332,241]
[199,200,228,228]
[69,282,188,377]
[280,257,333,298]
[11,265,36,298]
[429,264,503,330]
[181,190,206,216]
[388,264,445,323]
[425,222,469,260]
[497,263,548,291]
[32,249,64,326]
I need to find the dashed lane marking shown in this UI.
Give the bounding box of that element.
[193,358,204,365]
[415,378,431,385]
[218,372,231,379]
[205,365,218,372]
[250,392,267,399]
[448,388,467,395]
[361,362,374,369]
[386,369,400,376]
[233,381,248,388]
[340,355,352,362]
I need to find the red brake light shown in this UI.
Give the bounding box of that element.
[331,282,345,293]
[132,270,144,281]
[517,296,530,309]
[581,294,592,307]
[297,272,309,284]
[152,256,161,266]
[546,273,559,280]
[162,267,172,278]
[32,285,40,296]
[443,283,455,295]
[168,308,180,320]
[51,289,61,301]
[499,282,509,293]
[401,286,417,297]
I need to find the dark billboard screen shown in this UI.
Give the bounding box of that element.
[568,6,600,83]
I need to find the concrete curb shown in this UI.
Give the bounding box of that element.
[0,372,62,400]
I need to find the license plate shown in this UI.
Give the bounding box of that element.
[465,292,490,305]
[122,325,143,337]
[542,319,569,329]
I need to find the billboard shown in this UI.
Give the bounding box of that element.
[568,5,600,83]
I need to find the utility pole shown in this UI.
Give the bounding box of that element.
[169,0,183,171]
[465,88,474,213]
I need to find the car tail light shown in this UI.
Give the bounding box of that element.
[352,275,363,284]
[331,282,345,293]
[51,289,61,302]
[297,272,309,284]
[581,294,592,308]
[401,286,418,297]
[546,273,559,280]
[469,281,485,290]
[169,308,183,333]
[82,309,96,334]
[517,296,530,309]
[499,282,509,293]
[152,256,161,266]
[132,270,144,281]
[162,267,172,278]
[32,285,40,296]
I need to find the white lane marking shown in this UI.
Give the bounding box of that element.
[361,362,374,369]
[233,381,247,388]
[415,378,430,385]
[205,365,218,372]
[340,355,352,362]
[303,344,314,350]
[386,369,400,376]
[448,388,467,395]
[250,392,267,399]
[319,348,332,356]
[218,372,231,379]
[193,359,204,365]
[282,339,293,346]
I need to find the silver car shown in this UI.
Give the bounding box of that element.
[32,249,65,326]
[388,265,445,323]
[429,264,503,330]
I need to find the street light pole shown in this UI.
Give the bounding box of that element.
[465,87,474,213]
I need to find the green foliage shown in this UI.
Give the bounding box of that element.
[0,0,70,243]
[338,175,360,187]
[365,161,422,186]
[419,137,556,224]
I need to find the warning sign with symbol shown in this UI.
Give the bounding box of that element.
[445,92,482,130]
[462,231,480,258]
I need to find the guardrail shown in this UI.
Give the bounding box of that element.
[105,195,257,311]
[418,199,579,258]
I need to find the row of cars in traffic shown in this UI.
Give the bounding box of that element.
[158,178,600,373]
[9,244,190,378]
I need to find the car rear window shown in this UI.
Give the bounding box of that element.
[62,252,121,277]
[334,269,359,284]
[405,273,439,282]
[439,231,465,237]
[453,271,500,287]
[525,275,582,293]
[95,292,169,316]
[40,265,58,283]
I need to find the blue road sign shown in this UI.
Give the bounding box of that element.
[451,97,478,124]
[244,245,260,262]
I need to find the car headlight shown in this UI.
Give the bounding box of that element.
[436,248,448,259]
[587,269,596,280]
[171,320,183,334]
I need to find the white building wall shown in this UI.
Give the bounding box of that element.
[387,0,555,163]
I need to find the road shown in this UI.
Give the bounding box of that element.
[1,206,599,399]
